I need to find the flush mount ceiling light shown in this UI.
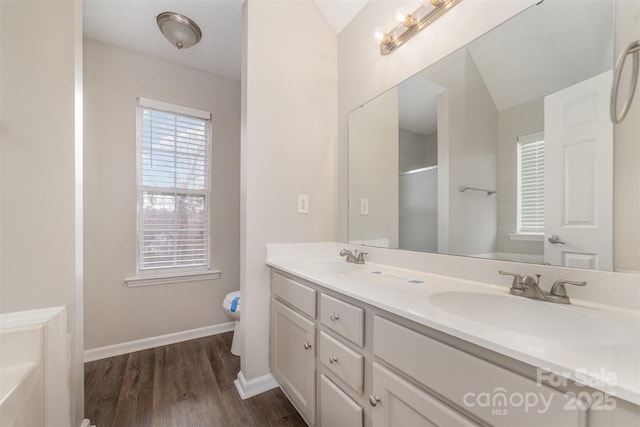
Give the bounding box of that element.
[156,12,202,50]
[376,0,463,55]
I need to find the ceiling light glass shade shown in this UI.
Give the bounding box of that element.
[157,12,202,49]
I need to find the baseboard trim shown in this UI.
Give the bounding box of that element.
[234,370,279,400]
[84,322,236,362]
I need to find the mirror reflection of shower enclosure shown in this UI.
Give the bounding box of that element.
[399,166,438,252]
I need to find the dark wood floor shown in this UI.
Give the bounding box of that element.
[85,332,307,427]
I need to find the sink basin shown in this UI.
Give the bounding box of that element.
[298,258,363,274]
[428,291,635,345]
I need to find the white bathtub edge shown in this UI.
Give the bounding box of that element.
[0,307,66,330]
[44,307,70,427]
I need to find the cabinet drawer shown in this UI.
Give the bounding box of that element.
[373,316,583,426]
[272,271,316,318]
[319,331,364,393]
[320,294,364,346]
[320,375,363,427]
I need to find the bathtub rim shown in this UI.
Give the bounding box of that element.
[0,306,70,426]
[0,306,66,330]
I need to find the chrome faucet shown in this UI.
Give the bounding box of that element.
[340,249,367,264]
[499,271,586,304]
[520,274,547,300]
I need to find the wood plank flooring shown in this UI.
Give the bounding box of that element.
[85,332,307,427]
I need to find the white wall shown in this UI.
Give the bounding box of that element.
[83,39,241,349]
[399,129,437,172]
[421,48,498,256]
[613,0,640,272]
[349,88,399,247]
[338,0,534,241]
[496,98,544,256]
[240,0,338,392]
[0,1,83,425]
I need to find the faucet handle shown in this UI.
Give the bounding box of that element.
[548,280,587,304]
[356,251,368,264]
[499,270,524,294]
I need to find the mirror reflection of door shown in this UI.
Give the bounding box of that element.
[544,70,613,270]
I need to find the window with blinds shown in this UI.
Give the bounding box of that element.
[136,98,211,274]
[516,131,545,234]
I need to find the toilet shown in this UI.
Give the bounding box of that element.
[223,291,241,356]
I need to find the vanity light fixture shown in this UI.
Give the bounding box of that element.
[156,12,202,50]
[376,0,463,55]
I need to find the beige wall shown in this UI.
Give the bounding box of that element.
[240,0,338,387]
[399,129,437,172]
[614,0,640,272]
[0,1,83,425]
[496,98,545,256]
[422,49,498,256]
[338,0,533,242]
[349,88,399,247]
[83,39,241,349]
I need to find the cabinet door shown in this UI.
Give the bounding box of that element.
[320,375,363,427]
[271,299,316,425]
[371,363,479,427]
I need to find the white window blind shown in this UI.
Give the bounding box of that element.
[136,98,211,274]
[517,131,545,234]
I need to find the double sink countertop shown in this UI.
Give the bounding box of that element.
[267,252,640,406]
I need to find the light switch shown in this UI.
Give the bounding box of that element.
[298,194,309,214]
[360,198,369,215]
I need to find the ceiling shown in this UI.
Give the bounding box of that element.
[83,0,370,81]
[466,0,613,112]
[397,0,613,136]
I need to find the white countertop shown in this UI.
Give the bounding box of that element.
[267,254,640,406]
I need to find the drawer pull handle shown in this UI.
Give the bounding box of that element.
[303,342,312,350]
[330,313,340,321]
[369,395,380,407]
[329,356,338,364]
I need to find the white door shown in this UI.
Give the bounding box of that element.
[544,70,613,270]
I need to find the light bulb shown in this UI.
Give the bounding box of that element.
[395,8,409,23]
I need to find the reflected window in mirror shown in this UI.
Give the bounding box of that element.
[516,131,545,237]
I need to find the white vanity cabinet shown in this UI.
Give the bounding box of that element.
[320,374,363,427]
[372,316,582,427]
[270,273,317,425]
[269,267,639,427]
[318,294,366,427]
[320,293,364,347]
[371,362,478,427]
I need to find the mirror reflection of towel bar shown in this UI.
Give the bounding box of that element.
[459,186,496,196]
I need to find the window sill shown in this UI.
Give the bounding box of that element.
[508,233,544,242]
[124,270,221,288]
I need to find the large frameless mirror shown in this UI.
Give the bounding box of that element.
[348,0,634,272]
